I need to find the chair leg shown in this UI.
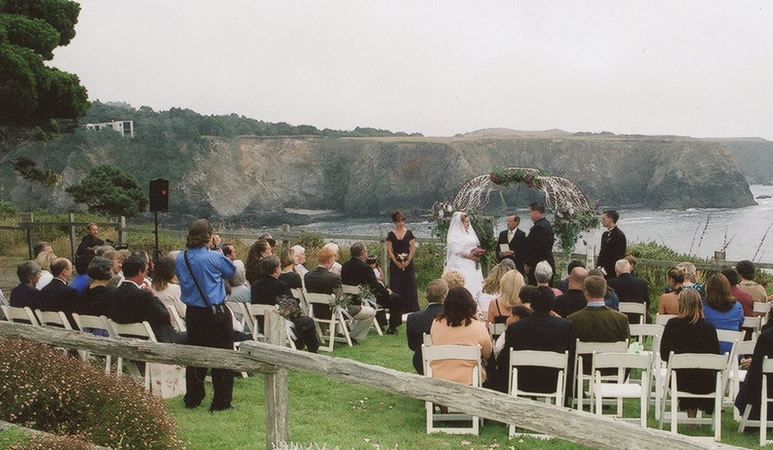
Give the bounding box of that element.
[372,316,383,336]
[762,401,768,447]
[339,316,353,347]
[739,404,752,432]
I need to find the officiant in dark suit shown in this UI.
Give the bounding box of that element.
[496,214,527,274]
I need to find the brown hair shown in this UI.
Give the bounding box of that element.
[151,256,176,291]
[391,210,406,222]
[186,219,213,249]
[678,288,704,324]
[704,273,736,313]
[436,287,477,327]
[667,267,686,284]
[583,275,607,299]
[245,239,271,284]
[280,247,295,269]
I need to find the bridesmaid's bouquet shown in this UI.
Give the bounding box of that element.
[396,253,409,270]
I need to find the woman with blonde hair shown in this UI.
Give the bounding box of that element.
[488,270,525,324]
[477,261,514,314]
[278,247,302,289]
[35,251,56,290]
[660,289,720,419]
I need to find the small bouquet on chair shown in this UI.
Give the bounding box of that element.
[277,295,302,320]
[470,247,486,270]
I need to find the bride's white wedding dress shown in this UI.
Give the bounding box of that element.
[444,212,484,299]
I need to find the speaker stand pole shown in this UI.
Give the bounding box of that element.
[154,211,160,264]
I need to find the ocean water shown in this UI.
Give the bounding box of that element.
[297,185,773,263]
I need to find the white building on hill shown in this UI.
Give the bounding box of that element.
[84,120,134,137]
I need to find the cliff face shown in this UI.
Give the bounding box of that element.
[1,134,756,222]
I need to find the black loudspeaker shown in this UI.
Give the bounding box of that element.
[149,178,169,212]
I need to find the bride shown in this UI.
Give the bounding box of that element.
[445,211,484,299]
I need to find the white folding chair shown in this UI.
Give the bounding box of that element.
[1,305,39,325]
[165,305,186,332]
[655,313,677,326]
[574,339,629,411]
[108,319,157,391]
[290,287,310,315]
[755,302,771,327]
[738,356,773,447]
[423,333,433,347]
[422,344,482,435]
[488,322,507,340]
[34,309,72,330]
[246,303,296,350]
[729,339,758,420]
[72,313,114,374]
[508,349,568,438]
[744,316,763,341]
[591,352,652,427]
[619,302,646,324]
[659,352,727,441]
[342,284,383,336]
[629,323,664,349]
[226,300,253,336]
[305,292,352,351]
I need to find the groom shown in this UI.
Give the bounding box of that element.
[496,214,526,274]
[523,202,556,286]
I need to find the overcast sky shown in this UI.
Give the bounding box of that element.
[52,0,773,138]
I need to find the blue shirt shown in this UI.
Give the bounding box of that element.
[175,247,235,307]
[71,274,90,294]
[703,300,744,356]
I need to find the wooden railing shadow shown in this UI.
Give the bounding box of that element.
[0,311,741,450]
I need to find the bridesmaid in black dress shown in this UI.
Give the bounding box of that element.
[386,211,419,312]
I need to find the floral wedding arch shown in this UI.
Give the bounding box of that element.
[432,167,600,256]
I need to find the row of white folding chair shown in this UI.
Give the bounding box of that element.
[109,319,157,390]
[305,292,353,351]
[738,355,773,447]
[226,301,297,350]
[341,284,383,336]
[619,302,647,324]
[658,351,727,441]
[1,305,40,325]
[422,343,482,435]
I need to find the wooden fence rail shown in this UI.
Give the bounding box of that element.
[0,312,741,450]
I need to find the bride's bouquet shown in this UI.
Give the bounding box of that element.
[470,247,486,270]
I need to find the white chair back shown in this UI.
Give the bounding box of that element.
[1,305,39,325]
[618,302,646,324]
[108,319,157,390]
[655,313,676,326]
[34,309,72,330]
[165,305,186,332]
[591,351,652,427]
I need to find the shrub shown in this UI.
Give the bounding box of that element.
[0,338,184,449]
[413,242,445,292]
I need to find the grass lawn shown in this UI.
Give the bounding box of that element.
[164,331,767,450]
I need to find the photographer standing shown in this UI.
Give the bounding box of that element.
[175,219,236,411]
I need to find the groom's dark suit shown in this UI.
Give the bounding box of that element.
[496,227,526,274]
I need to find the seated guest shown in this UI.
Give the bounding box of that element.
[341,242,404,335]
[245,239,272,284]
[10,261,41,309]
[35,251,55,290]
[658,267,685,315]
[494,304,532,357]
[441,270,466,290]
[406,279,448,374]
[736,260,768,304]
[703,273,744,356]
[111,255,180,344]
[251,256,319,352]
[588,268,619,310]
[290,245,309,279]
[324,242,342,276]
[608,258,651,323]
[535,260,563,298]
[103,249,125,289]
[71,251,93,294]
[304,245,376,343]
[33,241,53,258]
[487,270,525,326]
[568,275,630,375]
[721,267,755,317]
[477,262,513,314]
[554,267,588,318]
[429,287,492,384]
[77,256,115,318]
[676,262,704,299]
[37,258,79,322]
[278,247,302,289]
[151,256,187,327]
[660,289,720,419]
[735,325,773,421]
[557,260,585,294]
[495,286,575,402]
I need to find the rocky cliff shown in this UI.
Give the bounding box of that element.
[0,133,756,224]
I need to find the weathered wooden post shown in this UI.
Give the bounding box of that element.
[380,228,389,282]
[281,224,291,249]
[118,216,127,246]
[68,212,77,260]
[24,212,34,259]
[263,309,289,448]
